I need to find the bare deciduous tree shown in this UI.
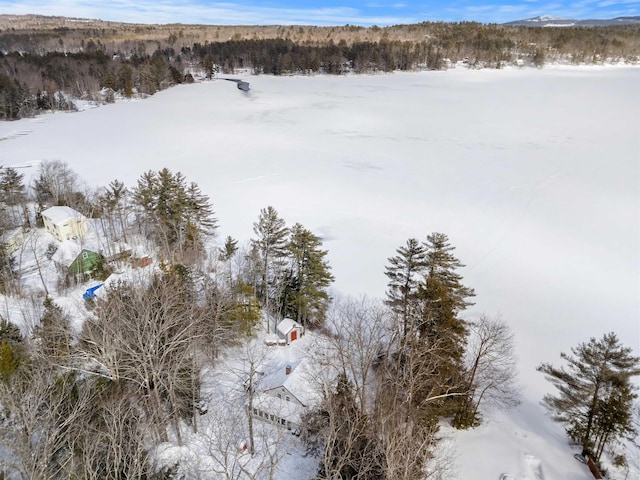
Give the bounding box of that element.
[32,159,79,208]
[223,338,273,457]
[325,295,391,414]
[302,295,458,480]
[72,382,152,479]
[78,270,210,445]
[0,357,96,479]
[455,314,521,428]
[251,206,289,331]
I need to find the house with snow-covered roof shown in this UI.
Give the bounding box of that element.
[51,240,102,276]
[251,357,320,433]
[276,318,304,345]
[41,206,87,242]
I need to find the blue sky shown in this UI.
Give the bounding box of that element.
[1,0,638,25]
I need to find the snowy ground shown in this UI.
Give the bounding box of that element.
[0,65,638,478]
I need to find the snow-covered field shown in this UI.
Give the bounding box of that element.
[1,65,638,478]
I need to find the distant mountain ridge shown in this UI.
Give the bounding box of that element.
[503,15,640,27]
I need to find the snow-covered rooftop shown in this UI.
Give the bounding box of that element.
[41,205,85,224]
[51,240,83,266]
[276,318,301,336]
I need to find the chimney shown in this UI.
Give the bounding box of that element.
[285,365,291,375]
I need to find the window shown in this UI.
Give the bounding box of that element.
[281,418,286,426]
[82,251,89,259]
[285,396,290,402]
[253,408,258,415]
[277,393,282,399]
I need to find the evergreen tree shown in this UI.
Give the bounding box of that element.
[38,296,72,362]
[219,235,238,262]
[202,53,215,79]
[282,223,334,328]
[222,282,262,336]
[0,319,22,382]
[132,170,157,233]
[382,233,475,427]
[184,181,217,241]
[251,206,289,330]
[117,64,134,97]
[0,318,22,344]
[384,238,427,339]
[538,332,640,461]
[0,167,26,206]
[219,235,239,286]
[417,232,475,420]
[0,73,33,120]
[0,243,16,295]
[132,168,216,259]
[423,232,475,312]
[419,232,474,355]
[99,179,129,242]
[305,373,377,480]
[0,338,19,381]
[591,381,636,462]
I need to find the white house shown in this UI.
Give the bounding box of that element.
[250,358,319,433]
[276,318,304,345]
[41,206,88,242]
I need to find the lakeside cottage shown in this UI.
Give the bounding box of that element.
[250,358,318,433]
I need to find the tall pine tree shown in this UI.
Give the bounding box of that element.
[418,233,475,421]
[0,167,26,206]
[132,168,216,260]
[251,206,289,331]
[383,233,475,426]
[219,235,239,287]
[282,223,334,328]
[538,332,639,461]
[419,232,475,358]
[384,238,427,340]
[99,179,129,243]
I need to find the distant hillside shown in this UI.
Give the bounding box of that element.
[1,14,640,120]
[504,15,640,27]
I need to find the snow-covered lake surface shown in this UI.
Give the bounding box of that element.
[1,65,638,478]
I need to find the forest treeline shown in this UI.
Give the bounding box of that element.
[1,14,640,119]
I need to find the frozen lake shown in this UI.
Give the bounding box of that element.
[1,65,638,399]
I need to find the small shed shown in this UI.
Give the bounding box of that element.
[276,318,304,345]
